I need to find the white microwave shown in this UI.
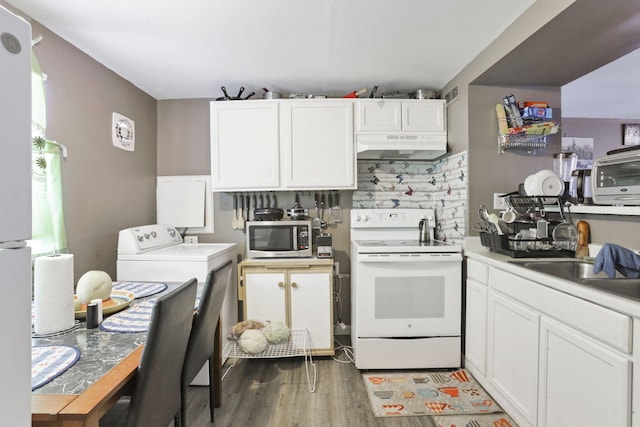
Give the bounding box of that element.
[246,220,312,258]
[592,150,640,205]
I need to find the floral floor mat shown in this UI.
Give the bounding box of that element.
[362,369,512,420]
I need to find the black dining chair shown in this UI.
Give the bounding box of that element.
[179,260,233,426]
[100,278,198,427]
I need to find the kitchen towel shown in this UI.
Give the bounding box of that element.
[33,254,75,335]
[593,243,640,279]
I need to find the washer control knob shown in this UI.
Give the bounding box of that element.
[150,231,157,238]
[136,235,144,242]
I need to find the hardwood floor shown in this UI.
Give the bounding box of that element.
[182,335,447,427]
[183,354,439,427]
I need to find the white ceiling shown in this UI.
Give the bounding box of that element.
[6,0,536,100]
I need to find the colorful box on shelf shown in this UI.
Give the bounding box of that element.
[521,107,552,119]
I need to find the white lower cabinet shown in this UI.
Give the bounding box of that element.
[465,278,487,374]
[465,257,635,427]
[538,317,631,427]
[487,290,539,426]
[242,262,334,356]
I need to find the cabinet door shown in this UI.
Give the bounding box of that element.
[487,290,539,426]
[355,100,402,132]
[289,270,333,351]
[465,278,487,374]
[538,317,631,427]
[244,272,287,324]
[402,100,446,132]
[210,101,280,190]
[280,100,355,189]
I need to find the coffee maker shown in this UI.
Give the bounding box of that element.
[553,152,578,199]
[570,169,593,205]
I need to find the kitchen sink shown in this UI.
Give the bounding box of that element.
[508,260,617,280]
[508,259,640,301]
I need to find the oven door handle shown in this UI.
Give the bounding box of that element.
[358,253,462,262]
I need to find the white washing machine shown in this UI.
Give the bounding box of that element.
[117,224,237,385]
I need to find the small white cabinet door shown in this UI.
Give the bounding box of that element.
[465,278,487,375]
[244,272,287,325]
[289,271,333,351]
[355,100,402,132]
[488,290,539,426]
[280,100,355,189]
[538,317,631,427]
[402,101,446,132]
[210,101,280,190]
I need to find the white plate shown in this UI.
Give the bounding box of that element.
[524,174,537,196]
[534,169,564,196]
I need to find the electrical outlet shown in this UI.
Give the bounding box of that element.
[493,193,508,210]
[184,236,198,244]
[334,324,351,336]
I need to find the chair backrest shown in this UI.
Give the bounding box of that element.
[182,260,233,384]
[125,278,197,427]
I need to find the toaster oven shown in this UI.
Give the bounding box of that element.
[592,150,640,205]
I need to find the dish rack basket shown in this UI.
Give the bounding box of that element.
[481,195,573,258]
[479,231,573,258]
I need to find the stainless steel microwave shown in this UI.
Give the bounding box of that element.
[592,150,640,205]
[246,220,312,258]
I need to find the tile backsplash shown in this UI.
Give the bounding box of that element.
[353,151,468,244]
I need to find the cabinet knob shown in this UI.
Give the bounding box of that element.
[277,282,285,288]
[291,282,298,288]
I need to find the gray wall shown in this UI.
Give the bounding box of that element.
[5,3,158,281]
[442,0,640,248]
[157,98,354,322]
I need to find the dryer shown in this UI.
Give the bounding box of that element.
[117,224,237,384]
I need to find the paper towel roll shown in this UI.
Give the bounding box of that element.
[34,254,75,335]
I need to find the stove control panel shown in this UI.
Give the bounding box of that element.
[117,224,183,255]
[351,209,435,228]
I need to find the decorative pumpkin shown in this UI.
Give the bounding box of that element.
[237,329,268,354]
[263,320,290,344]
[76,270,113,304]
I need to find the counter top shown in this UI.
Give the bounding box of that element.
[464,237,640,319]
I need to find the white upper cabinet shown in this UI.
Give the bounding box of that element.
[211,101,280,190]
[211,99,356,191]
[355,99,446,133]
[280,100,355,189]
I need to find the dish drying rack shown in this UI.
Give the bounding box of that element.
[222,328,317,392]
[480,195,574,258]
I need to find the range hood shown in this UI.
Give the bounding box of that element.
[356,133,448,160]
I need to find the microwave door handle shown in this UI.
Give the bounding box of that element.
[292,226,298,249]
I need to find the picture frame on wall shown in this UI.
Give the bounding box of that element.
[623,123,640,145]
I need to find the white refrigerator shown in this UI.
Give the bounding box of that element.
[0,5,32,426]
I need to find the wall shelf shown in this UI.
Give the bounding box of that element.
[545,204,640,216]
[498,133,548,154]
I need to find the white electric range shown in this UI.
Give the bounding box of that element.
[350,209,463,369]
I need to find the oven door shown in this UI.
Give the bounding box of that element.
[355,252,462,337]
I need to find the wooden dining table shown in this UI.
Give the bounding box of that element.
[31,283,223,427]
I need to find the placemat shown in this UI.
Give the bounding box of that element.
[32,345,81,390]
[100,299,156,333]
[112,281,167,298]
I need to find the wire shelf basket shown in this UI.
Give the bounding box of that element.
[498,133,548,154]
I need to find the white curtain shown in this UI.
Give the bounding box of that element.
[29,52,68,256]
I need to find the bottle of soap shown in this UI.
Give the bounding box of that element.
[576,220,590,258]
